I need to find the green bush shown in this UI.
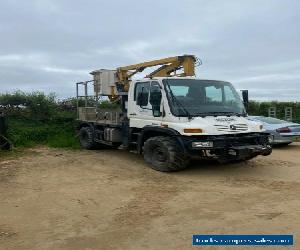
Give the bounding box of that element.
[7,117,80,148]
[0,91,58,119]
[0,90,27,107]
[0,91,80,149]
[98,100,121,109]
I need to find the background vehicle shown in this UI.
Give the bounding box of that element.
[248,116,300,145]
[76,55,272,172]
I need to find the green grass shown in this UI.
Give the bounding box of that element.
[47,133,80,149]
[7,117,80,149]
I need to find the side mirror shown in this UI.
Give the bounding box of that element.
[241,90,249,110]
[137,88,149,106]
[149,90,162,106]
[152,109,162,117]
[150,90,162,117]
[242,90,249,103]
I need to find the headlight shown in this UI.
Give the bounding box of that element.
[192,141,214,148]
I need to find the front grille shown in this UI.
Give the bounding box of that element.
[214,124,248,132]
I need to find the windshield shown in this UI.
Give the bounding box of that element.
[163,79,246,117]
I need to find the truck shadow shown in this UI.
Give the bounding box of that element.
[272,142,300,150]
[183,142,300,174]
[186,159,248,172]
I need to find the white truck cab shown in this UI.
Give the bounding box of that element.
[128,77,263,136]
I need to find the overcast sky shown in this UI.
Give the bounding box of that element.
[0,0,299,100]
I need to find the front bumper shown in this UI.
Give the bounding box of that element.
[178,132,272,161]
[224,144,272,161]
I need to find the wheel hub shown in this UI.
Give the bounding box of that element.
[152,147,167,162]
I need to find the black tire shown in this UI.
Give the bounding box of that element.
[143,136,189,172]
[79,127,97,149]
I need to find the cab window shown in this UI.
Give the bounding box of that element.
[205,86,222,102]
[134,82,150,104]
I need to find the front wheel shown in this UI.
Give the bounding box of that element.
[143,136,190,172]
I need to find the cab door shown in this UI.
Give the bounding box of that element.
[128,80,163,128]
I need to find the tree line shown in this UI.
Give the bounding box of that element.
[0,91,299,148]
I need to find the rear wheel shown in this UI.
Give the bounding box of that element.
[79,127,97,149]
[143,136,189,172]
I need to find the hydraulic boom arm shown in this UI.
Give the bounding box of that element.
[116,55,197,91]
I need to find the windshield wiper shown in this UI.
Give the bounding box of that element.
[194,112,208,117]
[166,80,192,119]
[169,93,193,119]
[197,111,242,117]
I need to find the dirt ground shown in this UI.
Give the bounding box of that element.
[0,143,300,250]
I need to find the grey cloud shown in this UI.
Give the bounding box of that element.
[0,0,299,100]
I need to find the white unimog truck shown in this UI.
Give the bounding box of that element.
[76,55,272,171]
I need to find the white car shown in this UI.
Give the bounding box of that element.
[248,116,300,145]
